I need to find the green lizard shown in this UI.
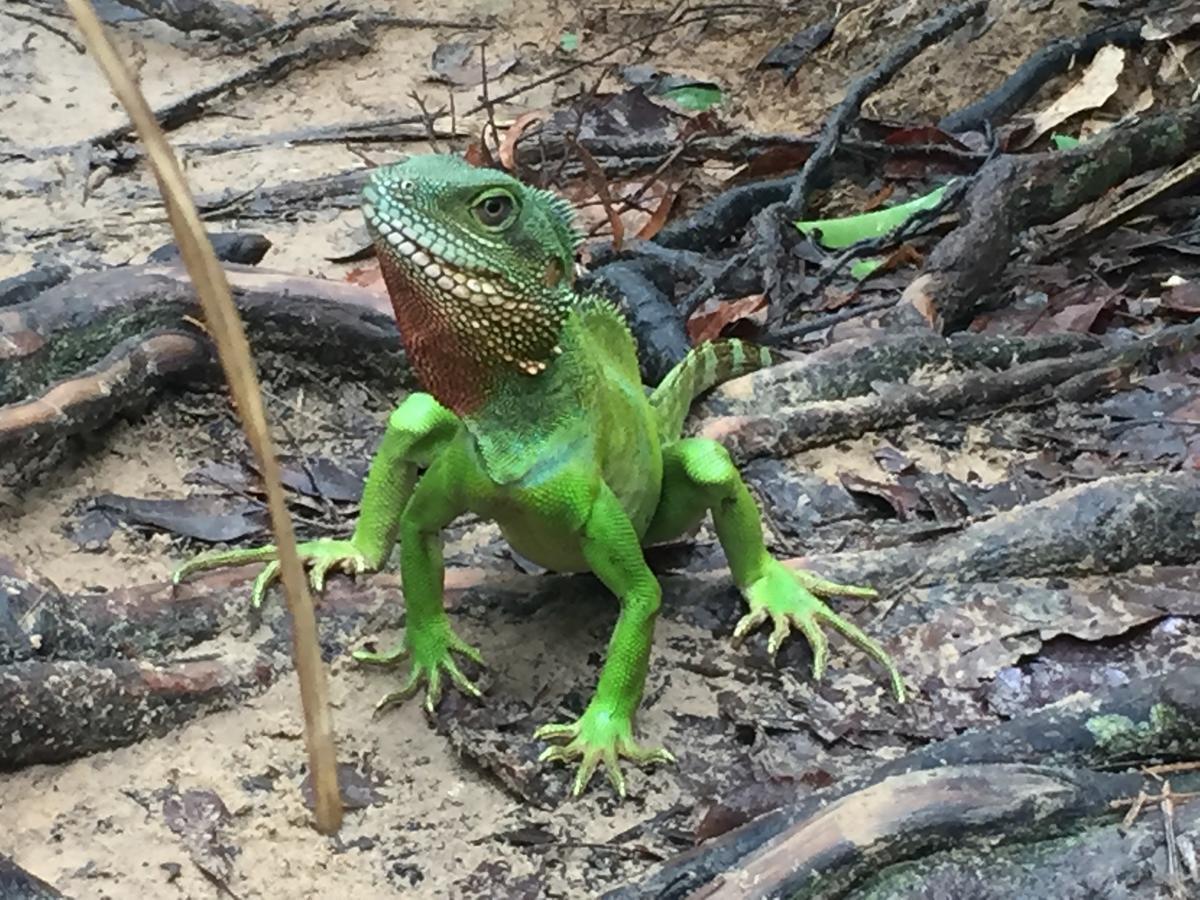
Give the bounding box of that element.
[176,154,905,796]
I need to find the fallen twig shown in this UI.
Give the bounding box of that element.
[77,31,373,151]
[1,8,86,51]
[231,8,492,52]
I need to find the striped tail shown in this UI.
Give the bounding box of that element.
[649,338,776,441]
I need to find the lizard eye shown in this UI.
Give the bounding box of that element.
[473,190,517,229]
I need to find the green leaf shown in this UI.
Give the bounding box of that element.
[850,257,884,280]
[661,84,723,111]
[560,32,579,52]
[1051,133,1081,150]
[795,184,949,249]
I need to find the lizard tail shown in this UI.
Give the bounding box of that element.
[649,338,776,441]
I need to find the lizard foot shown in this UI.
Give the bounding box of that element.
[733,560,906,702]
[173,539,372,609]
[354,622,485,713]
[535,707,675,798]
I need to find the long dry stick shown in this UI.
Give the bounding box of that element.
[64,0,343,834]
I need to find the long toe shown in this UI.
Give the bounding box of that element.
[731,607,769,645]
[533,721,579,742]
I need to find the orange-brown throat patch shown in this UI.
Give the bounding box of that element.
[378,251,566,415]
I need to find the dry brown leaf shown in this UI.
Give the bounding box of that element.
[572,178,679,247]
[1025,45,1126,145]
[345,261,386,294]
[686,294,767,343]
[498,110,547,171]
[571,139,624,252]
[463,141,492,168]
[902,273,940,329]
[634,185,677,240]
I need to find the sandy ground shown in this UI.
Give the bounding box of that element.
[0,0,1132,897]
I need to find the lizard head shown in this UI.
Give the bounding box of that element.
[362,156,581,411]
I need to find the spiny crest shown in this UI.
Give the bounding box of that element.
[529,185,584,254]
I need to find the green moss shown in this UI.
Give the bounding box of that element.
[1085,703,1186,757]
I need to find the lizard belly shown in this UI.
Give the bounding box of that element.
[499,516,590,573]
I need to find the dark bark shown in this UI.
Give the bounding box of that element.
[0,264,71,308]
[585,258,692,383]
[611,667,1200,899]
[696,329,1100,419]
[701,319,1200,461]
[0,657,270,768]
[0,855,64,899]
[805,470,1200,589]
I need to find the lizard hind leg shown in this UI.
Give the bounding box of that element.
[645,438,906,701]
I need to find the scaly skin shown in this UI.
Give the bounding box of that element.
[176,155,905,797]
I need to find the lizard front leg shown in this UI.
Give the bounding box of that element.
[174,392,461,607]
[353,439,483,710]
[535,481,675,797]
[645,438,906,701]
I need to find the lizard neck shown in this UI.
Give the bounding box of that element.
[379,254,571,418]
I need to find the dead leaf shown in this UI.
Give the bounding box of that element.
[687,294,767,343]
[498,111,547,171]
[162,789,236,885]
[1158,39,1199,83]
[462,141,493,168]
[1048,295,1111,333]
[741,144,814,179]
[87,494,267,543]
[758,21,834,81]
[1025,45,1126,145]
[862,184,895,212]
[570,177,680,247]
[634,186,677,240]
[1143,10,1200,42]
[902,273,940,329]
[1163,281,1200,316]
[839,473,925,521]
[429,40,517,87]
[345,261,385,293]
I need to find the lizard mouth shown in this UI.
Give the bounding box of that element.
[362,199,523,311]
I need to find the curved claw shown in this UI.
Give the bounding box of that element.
[174,538,371,610]
[356,627,485,716]
[738,564,906,702]
[250,560,281,609]
[535,713,675,798]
